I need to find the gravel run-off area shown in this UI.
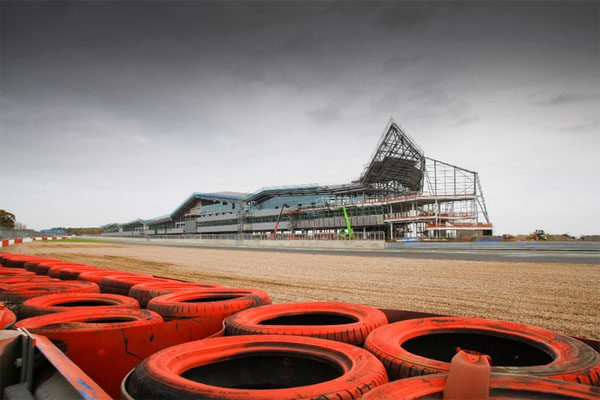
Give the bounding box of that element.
[7,241,600,340]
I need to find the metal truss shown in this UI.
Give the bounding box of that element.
[359,120,426,195]
[423,157,490,223]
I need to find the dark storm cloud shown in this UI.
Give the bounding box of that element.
[1,1,599,233]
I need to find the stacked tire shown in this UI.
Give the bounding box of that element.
[123,335,388,400]
[359,373,600,399]
[20,292,141,318]
[129,281,224,307]
[364,317,600,386]
[3,251,600,399]
[147,288,271,320]
[225,301,388,346]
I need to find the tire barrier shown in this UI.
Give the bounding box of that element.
[30,261,82,276]
[0,268,35,277]
[364,317,600,386]
[0,275,60,286]
[47,264,99,280]
[225,302,388,346]
[129,281,225,307]
[23,258,63,273]
[0,303,16,329]
[77,270,148,285]
[20,292,141,318]
[0,254,39,268]
[0,280,100,305]
[16,308,163,333]
[124,334,388,400]
[358,373,600,400]
[99,275,174,295]
[147,288,271,320]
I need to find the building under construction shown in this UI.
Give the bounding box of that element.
[102,121,492,240]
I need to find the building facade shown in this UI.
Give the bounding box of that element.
[102,121,492,240]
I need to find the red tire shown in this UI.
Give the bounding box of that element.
[16,308,163,333]
[99,275,173,295]
[22,258,63,273]
[47,264,98,279]
[364,317,600,385]
[0,281,100,305]
[129,281,224,307]
[0,268,35,277]
[20,292,140,318]
[147,288,271,320]
[0,275,59,286]
[30,261,80,276]
[225,302,388,346]
[0,254,37,268]
[77,270,147,285]
[359,373,600,400]
[124,334,388,400]
[0,304,16,329]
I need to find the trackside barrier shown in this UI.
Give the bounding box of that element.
[18,316,224,398]
[0,329,112,400]
[0,236,69,248]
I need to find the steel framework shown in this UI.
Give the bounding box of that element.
[360,120,425,195]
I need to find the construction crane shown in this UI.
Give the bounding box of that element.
[339,206,355,239]
[272,204,288,238]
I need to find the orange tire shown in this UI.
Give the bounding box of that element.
[0,268,35,277]
[47,264,98,279]
[359,373,600,399]
[364,317,600,385]
[0,254,39,268]
[148,288,271,320]
[20,292,140,318]
[99,275,173,295]
[77,270,147,285]
[22,258,63,273]
[29,261,81,275]
[0,281,100,305]
[0,275,59,286]
[0,304,16,329]
[129,281,224,307]
[225,302,387,346]
[16,308,163,333]
[124,334,388,400]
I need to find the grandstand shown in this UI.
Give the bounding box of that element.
[102,120,492,240]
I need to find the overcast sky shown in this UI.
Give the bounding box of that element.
[1,1,598,235]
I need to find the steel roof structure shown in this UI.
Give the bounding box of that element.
[360,120,425,194]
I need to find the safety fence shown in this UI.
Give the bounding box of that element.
[104,231,386,241]
[0,236,69,247]
[0,228,48,240]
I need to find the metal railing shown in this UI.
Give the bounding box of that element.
[101,231,386,241]
[0,227,47,240]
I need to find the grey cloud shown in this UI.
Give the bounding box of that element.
[376,2,446,30]
[382,54,425,75]
[451,114,480,127]
[1,1,599,234]
[281,32,324,55]
[307,103,341,125]
[558,121,599,134]
[530,91,598,106]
